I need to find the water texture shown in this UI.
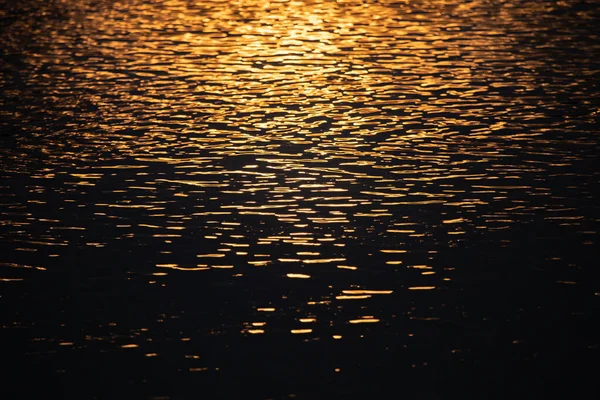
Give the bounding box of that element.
[1,0,599,398]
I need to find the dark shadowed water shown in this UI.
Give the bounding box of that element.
[1,0,599,398]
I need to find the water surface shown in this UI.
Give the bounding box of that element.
[1,0,599,398]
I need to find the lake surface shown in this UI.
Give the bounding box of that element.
[1,0,599,398]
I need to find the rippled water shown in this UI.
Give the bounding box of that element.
[1,0,599,398]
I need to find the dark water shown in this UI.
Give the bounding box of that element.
[1,0,599,398]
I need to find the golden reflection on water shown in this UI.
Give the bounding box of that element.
[1,0,599,349]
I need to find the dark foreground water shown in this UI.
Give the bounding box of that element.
[1,0,599,398]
